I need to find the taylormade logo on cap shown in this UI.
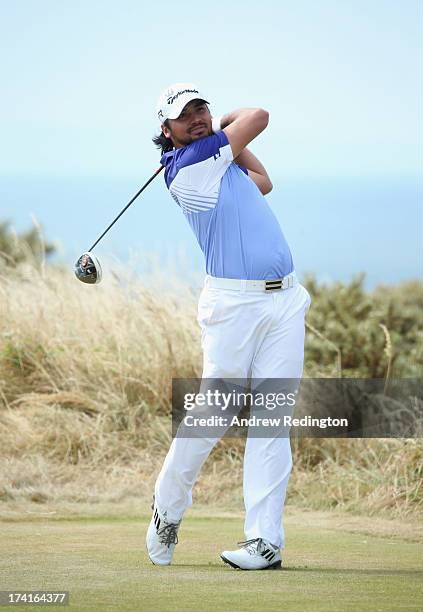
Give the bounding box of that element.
[156,82,209,124]
[167,87,199,105]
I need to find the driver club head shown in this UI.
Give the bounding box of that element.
[74,252,102,284]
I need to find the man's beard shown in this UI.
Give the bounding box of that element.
[178,125,212,146]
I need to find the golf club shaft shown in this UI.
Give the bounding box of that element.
[88,165,164,252]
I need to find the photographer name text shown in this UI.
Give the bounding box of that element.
[183,415,349,429]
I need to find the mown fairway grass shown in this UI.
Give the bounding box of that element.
[1,511,422,612]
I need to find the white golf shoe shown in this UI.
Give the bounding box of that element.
[146,499,181,566]
[220,538,282,570]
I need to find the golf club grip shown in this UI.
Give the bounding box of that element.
[88,165,165,252]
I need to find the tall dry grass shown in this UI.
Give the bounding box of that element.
[0,260,422,518]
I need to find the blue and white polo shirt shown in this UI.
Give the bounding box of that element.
[160,130,294,280]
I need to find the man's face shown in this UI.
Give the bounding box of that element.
[162,100,212,148]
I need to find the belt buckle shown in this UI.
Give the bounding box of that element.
[265,278,283,292]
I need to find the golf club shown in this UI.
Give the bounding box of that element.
[74,165,164,284]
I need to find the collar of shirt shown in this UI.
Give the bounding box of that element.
[160,150,175,166]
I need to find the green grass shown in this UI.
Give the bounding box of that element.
[0,513,422,611]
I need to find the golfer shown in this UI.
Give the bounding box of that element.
[146,83,311,570]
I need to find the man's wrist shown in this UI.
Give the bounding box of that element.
[220,113,232,129]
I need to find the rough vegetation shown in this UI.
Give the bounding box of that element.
[0,251,422,518]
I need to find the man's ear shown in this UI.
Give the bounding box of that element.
[162,122,171,138]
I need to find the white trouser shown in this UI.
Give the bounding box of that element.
[154,275,311,549]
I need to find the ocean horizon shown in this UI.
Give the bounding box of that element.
[1,173,422,290]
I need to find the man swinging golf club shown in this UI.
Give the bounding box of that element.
[146,83,311,570]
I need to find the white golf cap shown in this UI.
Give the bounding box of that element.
[156,82,209,124]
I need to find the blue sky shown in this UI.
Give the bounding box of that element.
[1,0,422,287]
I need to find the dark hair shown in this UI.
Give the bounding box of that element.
[152,119,174,155]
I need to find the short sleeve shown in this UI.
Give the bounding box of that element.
[171,130,234,193]
[176,131,231,168]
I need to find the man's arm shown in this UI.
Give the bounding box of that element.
[220,108,269,158]
[235,148,273,195]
